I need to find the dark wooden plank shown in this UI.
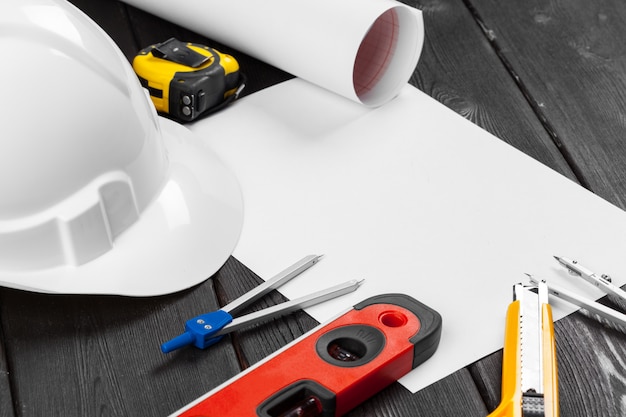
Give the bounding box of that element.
[0,277,243,416]
[405,0,577,181]
[553,304,626,417]
[465,0,626,210]
[0,324,14,417]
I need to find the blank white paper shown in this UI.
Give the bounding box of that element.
[190,78,626,393]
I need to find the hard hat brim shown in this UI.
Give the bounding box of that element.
[0,117,243,296]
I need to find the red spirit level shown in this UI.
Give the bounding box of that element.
[170,294,442,417]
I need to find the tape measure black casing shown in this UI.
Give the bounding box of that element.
[132,38,243,122]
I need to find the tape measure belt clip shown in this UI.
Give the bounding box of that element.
[150,37,210,68]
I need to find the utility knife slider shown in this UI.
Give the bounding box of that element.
[488,281,559,417]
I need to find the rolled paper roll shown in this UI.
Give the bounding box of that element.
[122,0,424,106]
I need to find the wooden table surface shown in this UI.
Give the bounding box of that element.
[2,1,626,416]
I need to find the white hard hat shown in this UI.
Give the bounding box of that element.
[0,0,243,295]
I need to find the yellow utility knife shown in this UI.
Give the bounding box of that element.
[488,281,559,417]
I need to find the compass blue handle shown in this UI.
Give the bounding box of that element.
[161,310,233,353]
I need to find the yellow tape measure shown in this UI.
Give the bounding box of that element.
[133,38,245,122]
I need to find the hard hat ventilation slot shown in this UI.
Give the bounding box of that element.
[60,175,139,266]
[99,180,140,240]
[0,174,140,270]
[59,201,114,266]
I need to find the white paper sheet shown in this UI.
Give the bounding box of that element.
[189,78,626,393]
[121,0,423,106]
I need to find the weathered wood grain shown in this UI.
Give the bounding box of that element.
[466,0,626,209]
[406,0,577,181]
[0,326,13,417]
[0,279,243,416]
